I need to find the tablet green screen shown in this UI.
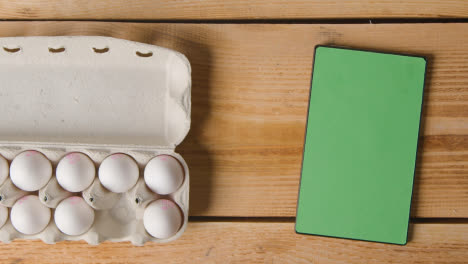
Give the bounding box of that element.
[295,46,426,245]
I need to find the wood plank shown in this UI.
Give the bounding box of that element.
[0,1,467,20]
[0,222,466,263]
[0,22,467,217]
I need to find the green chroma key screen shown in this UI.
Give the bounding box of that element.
[296,46,426,245]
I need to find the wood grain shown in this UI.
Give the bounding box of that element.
[0,22,467,218]
[0,0,467,20]
[0,222,466,263]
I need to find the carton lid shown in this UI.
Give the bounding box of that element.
[0,36,191,149]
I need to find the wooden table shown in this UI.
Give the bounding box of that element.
[0,1,467,263]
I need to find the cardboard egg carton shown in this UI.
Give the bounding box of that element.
[0,36,191,245]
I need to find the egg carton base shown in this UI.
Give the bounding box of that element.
[0,144,189,246]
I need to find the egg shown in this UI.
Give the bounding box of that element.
[54,196,95,236]
[144,155,184,195]
[10,150,52,191]
[99,153,139,193]
[143,199,182,239]
[56,152,96,192]
[11,195,51,235]
[0,205,8,228]
[0,155,9,186]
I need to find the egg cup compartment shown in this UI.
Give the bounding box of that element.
[0,37,191,245]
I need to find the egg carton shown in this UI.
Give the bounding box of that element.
[0,36,191,245]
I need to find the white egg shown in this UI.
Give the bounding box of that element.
[10,150,52,191]
[0,155,9,186]
[144,155,184,195]
[143,199,182,239]
[56,152,96,192]
[99,153,139,193]
[55,196,95,236]
[11,195,51,235]
[0,205,8,228]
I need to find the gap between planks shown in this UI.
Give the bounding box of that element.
[1,18,468,24]
[189,217,468,224]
